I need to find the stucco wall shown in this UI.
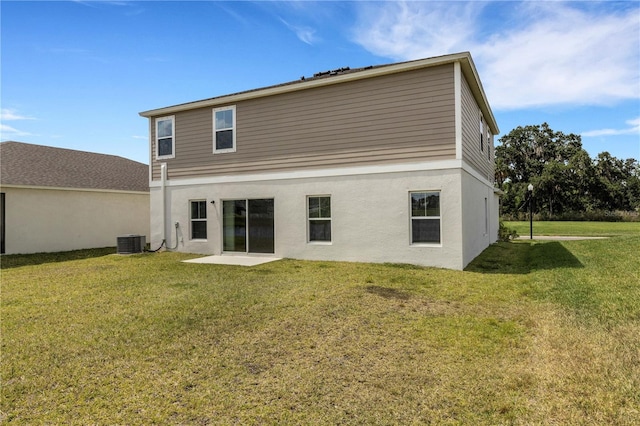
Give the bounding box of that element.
[460,170,499,267]
[151,167,469,269]
[2,187,149,254]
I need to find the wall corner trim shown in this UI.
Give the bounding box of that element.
[454,61,463,161]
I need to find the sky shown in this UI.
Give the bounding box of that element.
[1,0,639,165]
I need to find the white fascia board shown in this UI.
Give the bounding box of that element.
[147,118,153,184]
[458,55,499,135]
[150,158,497,190]
[454,62,463,160]
[149,159,470,188]
[0,184,149,195]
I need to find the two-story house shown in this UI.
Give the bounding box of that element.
[139,52,499,270]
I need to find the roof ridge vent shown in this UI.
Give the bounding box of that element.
[312,66,351,78]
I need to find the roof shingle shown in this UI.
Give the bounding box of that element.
[0,141,149,192]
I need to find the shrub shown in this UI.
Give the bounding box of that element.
[498,221,519,241]
[500,210,640,222]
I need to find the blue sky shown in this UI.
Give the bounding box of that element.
[1,0,639,165]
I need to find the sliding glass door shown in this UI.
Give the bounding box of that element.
[247,199,274,253]
[223,200,247,252]
[222,198,274,254]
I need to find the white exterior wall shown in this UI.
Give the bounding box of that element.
[460,170,499,267]
[2,186,149,255]
[151,163,475,269]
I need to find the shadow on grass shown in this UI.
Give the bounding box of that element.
[0,247,116,269]
[465,241,583,274]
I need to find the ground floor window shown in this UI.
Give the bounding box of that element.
[410,191,441,244]
[222,198,274,253]
[308,195,331,242]
[190,200,207,240]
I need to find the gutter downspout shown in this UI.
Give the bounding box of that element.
[160,163,167,246]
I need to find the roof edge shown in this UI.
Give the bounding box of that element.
[139,51,498,135]
[458,54,499,134]
[0,183,149,194]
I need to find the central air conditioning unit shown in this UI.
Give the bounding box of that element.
[117,235,146,254]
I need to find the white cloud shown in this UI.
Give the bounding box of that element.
[582,117,640,137]
[0,108,35,121]
[478,3,640,109]
[1,109,36,140]
[352,1,483,60]
[352,1,640,110]
[279,18,319,45]
[216,2,250,26]
[0,124,33,138]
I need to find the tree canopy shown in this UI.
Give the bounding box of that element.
[495,123,640,219]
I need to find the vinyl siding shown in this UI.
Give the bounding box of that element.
[150,64,456,181]
[460,73,494,181]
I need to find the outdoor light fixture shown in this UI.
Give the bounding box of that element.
[528,184,534,240]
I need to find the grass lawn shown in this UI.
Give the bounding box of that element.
[505,220,640,237]
[2,226,639,424]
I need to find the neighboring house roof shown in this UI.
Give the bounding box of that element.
[0,141,149,192]
[139,51,499,135]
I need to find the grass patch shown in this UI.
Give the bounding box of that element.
[504,220,640,237]
[2,230,639,424]
[0,247,115,269]
[466,241,584,274]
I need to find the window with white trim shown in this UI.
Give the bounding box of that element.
[308,196,331,242]
[410,191,441,244]
[156,116,175,159]
[190,200,207,240]
[213,106,236,153]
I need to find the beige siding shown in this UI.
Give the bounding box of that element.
[460,74,494,181]
[151,65,456,180]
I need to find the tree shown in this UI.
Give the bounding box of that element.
[592,152,636,211]
[495,123,587,217]
[495,123,639,218]
[624,159,640,211]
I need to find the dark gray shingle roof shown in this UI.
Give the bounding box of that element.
[0,141,149,192]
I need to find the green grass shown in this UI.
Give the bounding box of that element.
[0,247,115,269]
[2,228,640,424]
[504,220,640,236]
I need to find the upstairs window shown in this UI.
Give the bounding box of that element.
[156,116,175,159]
[190,200,207,240]
[479,115,484,153]
[213,106,236,153]
[308,196,331,242]
[410,191,441,244]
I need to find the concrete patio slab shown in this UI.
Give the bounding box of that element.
[182,255,282,266]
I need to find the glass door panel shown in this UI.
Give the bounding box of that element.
[248,199,274,254]
[222,200,246,252]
